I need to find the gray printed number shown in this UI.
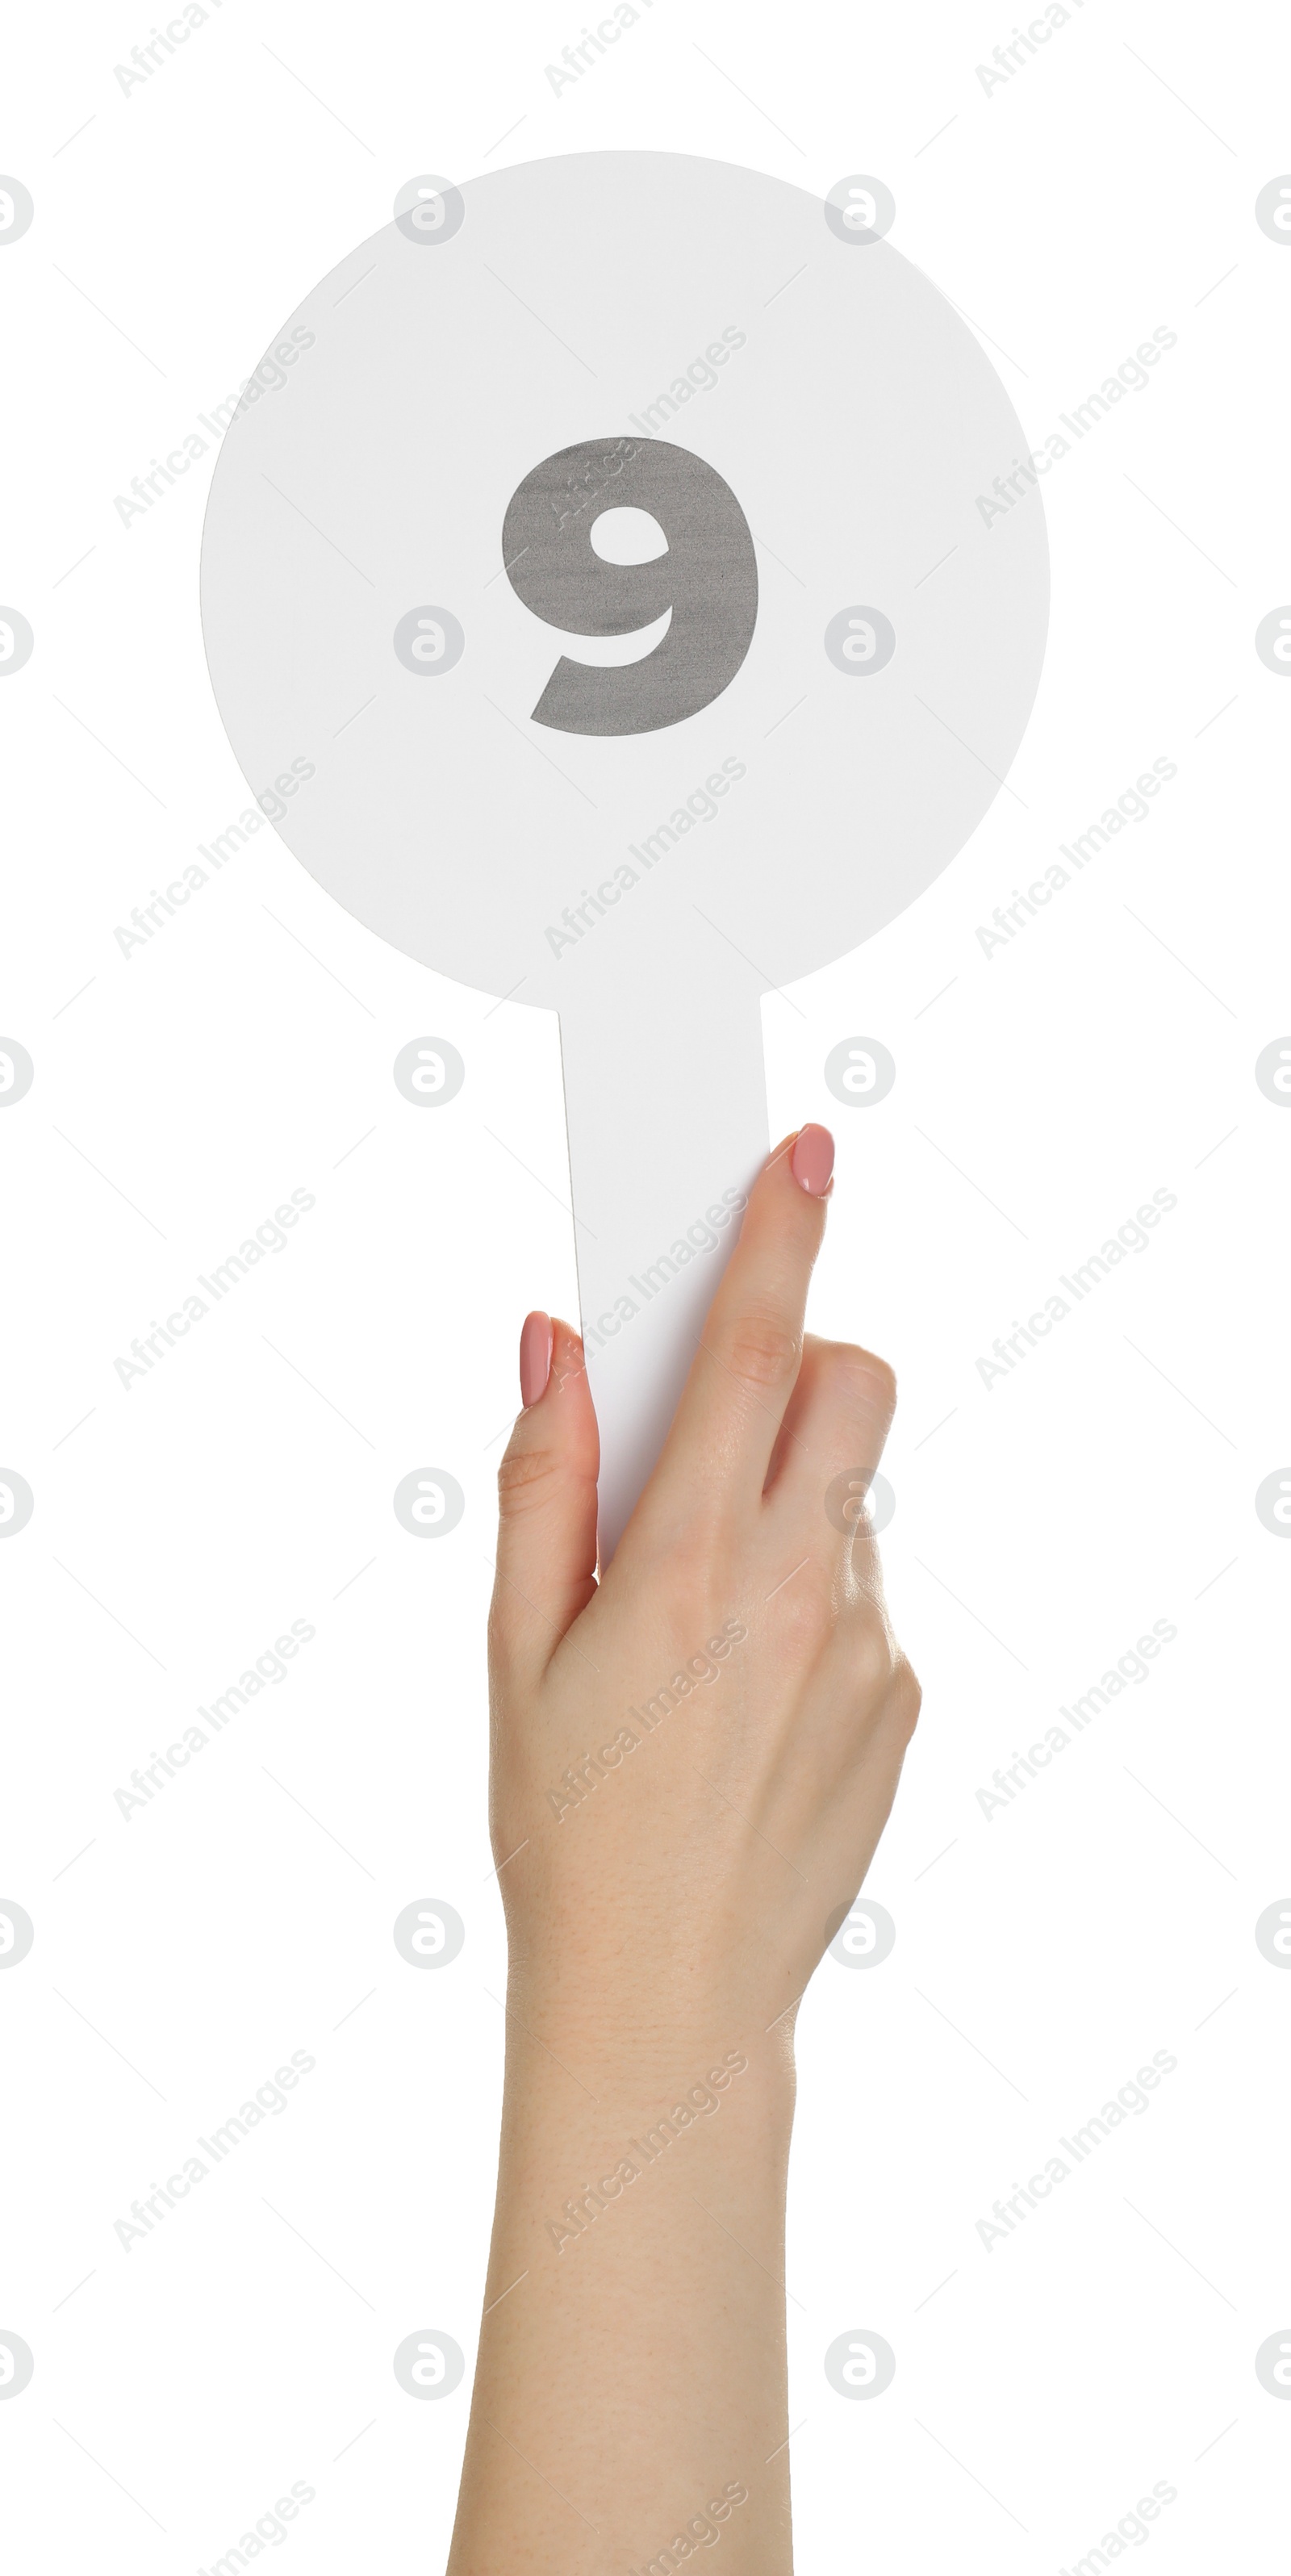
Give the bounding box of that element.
[502,438,758,737]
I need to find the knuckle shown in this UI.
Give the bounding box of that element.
[832,1344,897,1417]
[849,1614,899,1703]
[722,1308,800,1393]
[888,1656,922,1742]
[812,1342,898,1440]
[496,1442,563,1519]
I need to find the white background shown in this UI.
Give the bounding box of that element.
[2,2,1289,2569]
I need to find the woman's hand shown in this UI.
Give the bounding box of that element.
[490,1123,919,2055]
[449,1127,919,2574]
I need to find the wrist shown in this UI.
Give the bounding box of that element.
[491,1998,796,2268]
[500,1963,799,2128]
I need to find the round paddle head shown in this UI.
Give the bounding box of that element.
[200,149,1047,1015]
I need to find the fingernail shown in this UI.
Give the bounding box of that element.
[520,1311,554,1408]
[791,1124,834,1197]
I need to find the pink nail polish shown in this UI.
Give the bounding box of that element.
[520,1311,554,1408]
[791,1124,834,1197]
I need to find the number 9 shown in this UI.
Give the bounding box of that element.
[502,437,758,736]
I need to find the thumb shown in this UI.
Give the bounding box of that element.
[489,1314,600,1687]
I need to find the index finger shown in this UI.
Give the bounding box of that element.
[640,1124,835,1523]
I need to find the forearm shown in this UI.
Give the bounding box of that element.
[447,2000,797,2573]
[455,1137,918,2566]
